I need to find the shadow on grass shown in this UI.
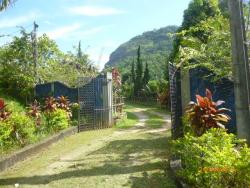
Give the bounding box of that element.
[126,170,176,188]
[0,161,164,186]
[0,132,174,187]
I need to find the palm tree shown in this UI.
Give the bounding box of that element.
[0,0,14,11]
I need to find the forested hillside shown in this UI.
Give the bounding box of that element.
[105,25,178,80]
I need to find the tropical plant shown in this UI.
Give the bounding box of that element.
[27,100,41,126]
[185,89,230,136]
[0,98,11,121]
[44,96,57,113]
[57,96,72,117]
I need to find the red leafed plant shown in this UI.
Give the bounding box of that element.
[0,98,11,121]
[57,96,72,117]
[44,97,57,113]
[186,89,231,136]
[112,67,121,87]
[27,100,41,126]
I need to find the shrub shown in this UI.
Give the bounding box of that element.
[0,121,13,148]
[44,109,69,133]
[172,129,250,188]
[71,102,79,121]
[185,89,230,136]
[6,113,36,146]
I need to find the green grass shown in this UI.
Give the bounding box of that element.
[115,112,139,129]
[0,102,176,188]
[144,112,165,129]
[125,102,169,114]
[0,125,175,188]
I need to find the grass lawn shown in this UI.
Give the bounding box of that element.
[0,103,175,188]
[115,112,139,129]
[144,112,165,129]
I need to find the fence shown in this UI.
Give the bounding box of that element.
[168,63,183,139]
[35,73,114,132]
[35,81,78,102]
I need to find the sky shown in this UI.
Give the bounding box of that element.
[0,0,191,70]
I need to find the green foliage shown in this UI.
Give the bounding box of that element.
[0,30,97,102]
[121,83,134,98]
[143,62,150,86]
[176,15,232,79]
[6,113,36,146]
[182,0,220,29]
[169,0,232,81]
[44,109,69,133]
[172,128,250,188]
[0,121,13,148]
[0,94,72,152]
[146,79,169,97]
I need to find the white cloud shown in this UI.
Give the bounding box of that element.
[46,23,81,39]
[42,24,106,41]
[0,12,41,29]
[68,6,124,16]
[43,20,52,25]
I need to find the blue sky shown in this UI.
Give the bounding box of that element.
[0,0,191,69]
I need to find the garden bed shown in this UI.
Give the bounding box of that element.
[0,126,77,172]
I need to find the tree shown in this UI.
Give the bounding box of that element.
[0,0,14,11]
[182,0,220,29]
[175,15,232,80]
[0,29,97,102]
[169,0,221,63]
[143,62,150,86]
[77,40,82,58]
[131,58,135,84]
[134,45,143,96]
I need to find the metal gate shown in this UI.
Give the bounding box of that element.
[78,73,113,132]
[168,63,183,139]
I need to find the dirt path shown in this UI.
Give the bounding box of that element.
[0,106,176,188]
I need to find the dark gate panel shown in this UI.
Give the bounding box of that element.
[78,77,95,130]
[168,63,183,139]
[78,74,113,131]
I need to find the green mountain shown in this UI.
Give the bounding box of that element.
[105,25,178,80]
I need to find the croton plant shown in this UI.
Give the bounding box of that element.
[0,98,11,121]
[27,100,41,126]
[186,89,231,136]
